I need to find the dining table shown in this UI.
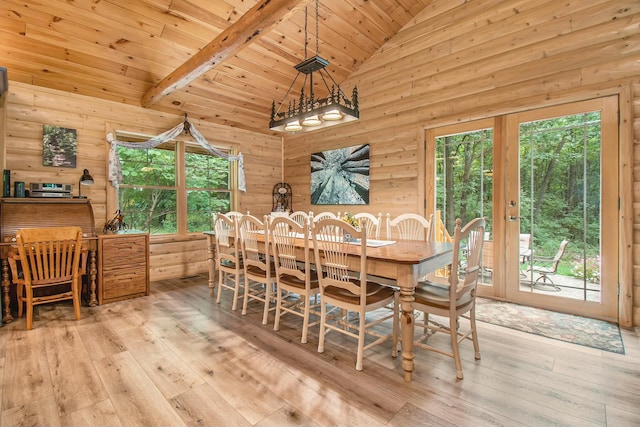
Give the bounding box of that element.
[203,229,454,382]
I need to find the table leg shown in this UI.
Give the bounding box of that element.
[206,235,216,296]
[397,267,416,382]
[2,258,13,323]
[88,249,98,306]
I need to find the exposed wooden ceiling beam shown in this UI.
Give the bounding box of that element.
[141,0,313,108]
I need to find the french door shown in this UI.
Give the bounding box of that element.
[427,97,619,322]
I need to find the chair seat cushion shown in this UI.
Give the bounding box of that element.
[220,259,242,269]
[414,281,473,310]
[246,264,276,278]
[279,270,319,290]
[324,280,395,305]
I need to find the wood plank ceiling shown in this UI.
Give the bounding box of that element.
[0,0,432,135]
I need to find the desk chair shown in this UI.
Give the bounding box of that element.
[9,226,84,330]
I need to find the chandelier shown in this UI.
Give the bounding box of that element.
[269,0,359,133]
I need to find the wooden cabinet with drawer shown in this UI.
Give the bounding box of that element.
[98,233,149,304]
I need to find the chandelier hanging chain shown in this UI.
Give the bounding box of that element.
[304,5,308,59]
[315,0,319,57]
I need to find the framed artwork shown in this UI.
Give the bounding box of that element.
[43,124,77,168]
[310,144,370,205]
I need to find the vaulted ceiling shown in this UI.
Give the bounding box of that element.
[0,0,432,135]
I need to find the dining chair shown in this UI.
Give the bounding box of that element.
[312,218,399,371]
[353,212,382,239]
[210,211,249,232]
[214,213,244,310]
[269,216,320,344]
[289,211,311,227]
[386,213,434,241]
[412,217,486,379]
[239,214,277,324]
[380,213,434,285]
[8,226,85,330]
[311,211,338,222]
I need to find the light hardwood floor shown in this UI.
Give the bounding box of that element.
[1,273,639,427]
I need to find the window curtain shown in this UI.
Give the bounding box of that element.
[106,119,246,191]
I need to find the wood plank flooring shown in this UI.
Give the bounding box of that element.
[1,273,639,427]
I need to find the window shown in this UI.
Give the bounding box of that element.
[116,138,234,235]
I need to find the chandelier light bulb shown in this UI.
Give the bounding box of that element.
[302,115,321,126]
[284,120,302,132]
[323,109,342,121]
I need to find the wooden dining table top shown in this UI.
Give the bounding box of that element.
[203,229,453,266]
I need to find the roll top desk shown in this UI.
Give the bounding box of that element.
[0,198,98,322]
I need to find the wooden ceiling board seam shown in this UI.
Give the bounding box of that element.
[2,54,152,96]
[166,80,271,112]
[9,0,192,68]
[101,0,230,47]
[7,0,168,54]
[55,0,166,37]
[316,4,380,55]
[3,33,133,79]
[168,0,235,33]
[179,94,267,120]
[150,103,266,132]
[342,0,404,35]
[36,19,196,67]
[198,72,284,106]
[264,8,373,69]
[203,57,299,98]
[157,26,217,53]
[0,2,53,29]
[30,76,141,105]
[20,26,178,80]
[324,1,394,45]
[232,44,352,86]
[176,0,237,21]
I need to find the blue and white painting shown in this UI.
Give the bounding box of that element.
[310,144,369,205]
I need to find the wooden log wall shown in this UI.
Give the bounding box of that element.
[4,81,281,282]
[284,0,640,325]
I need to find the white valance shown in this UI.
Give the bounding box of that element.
[106,119,246,191]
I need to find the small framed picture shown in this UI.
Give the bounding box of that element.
[43,124,77,168]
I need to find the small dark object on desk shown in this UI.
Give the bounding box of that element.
[104,209,128,234]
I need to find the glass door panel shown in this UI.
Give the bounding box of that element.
[506,98,618,321]
[433,126,494,287]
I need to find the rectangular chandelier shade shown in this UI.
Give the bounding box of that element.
[269,54,359,133]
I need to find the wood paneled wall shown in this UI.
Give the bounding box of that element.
[284,0,640,325]
[4,82,281,282]
[3,0,640,325]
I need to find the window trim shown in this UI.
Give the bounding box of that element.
[106,127,237,237]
